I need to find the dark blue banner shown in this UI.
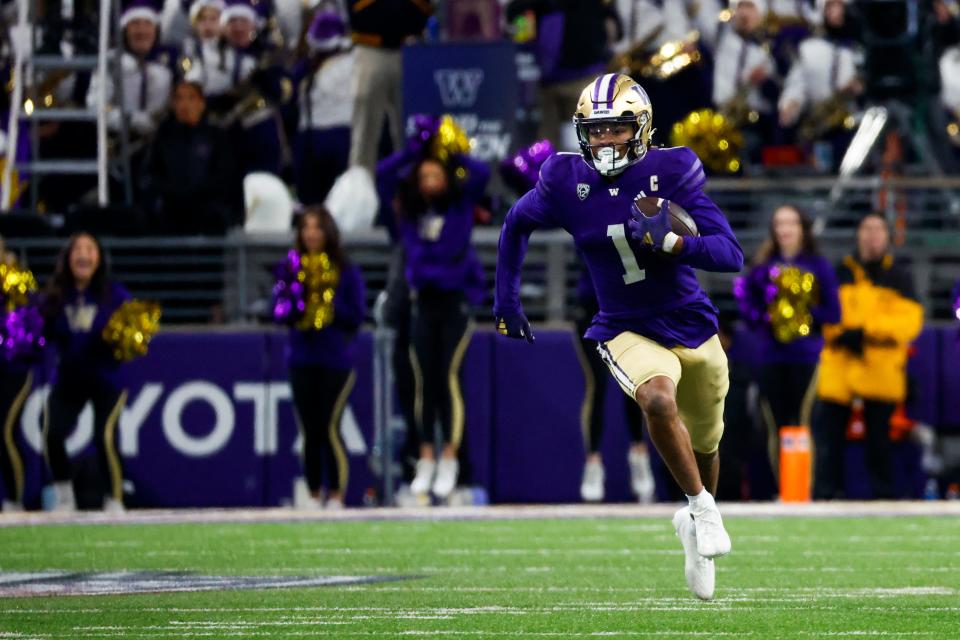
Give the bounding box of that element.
[402,41,517,161]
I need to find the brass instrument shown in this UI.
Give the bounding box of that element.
[719,83,759,129]
[798,93,854,143]
[210,18,293,129]
[611,31,703,82]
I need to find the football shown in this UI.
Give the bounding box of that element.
[633,196,699,237]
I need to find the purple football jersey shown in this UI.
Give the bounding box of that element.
[495,147,744,348]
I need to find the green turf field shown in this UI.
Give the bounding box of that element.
[1,514,959,638]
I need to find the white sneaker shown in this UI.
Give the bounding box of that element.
[324,498,344,511]
[672,507,715,601]
[431,458,459,499]
[690,495,732,559]
[51,481,76,513]
[103,497,125,514]
[293,478,322,511]
[580,459,605,502]
[410,459,437,496]
[628,449,655,503]
[2,499,23,513]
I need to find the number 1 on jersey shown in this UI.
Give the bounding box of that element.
[607,224,645,284]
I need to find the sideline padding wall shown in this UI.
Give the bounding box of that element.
[1,327,953,508]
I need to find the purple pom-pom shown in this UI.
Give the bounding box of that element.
[0,305,46,362]
[272,250,306,325]
[500,139,556,194]
[406,114,442,155]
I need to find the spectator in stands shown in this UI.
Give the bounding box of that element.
[396,149,489,502]
[812,213,923,500]
[185,0,287,176]
[346,0,433,173]
[709,0,778,162]
[141,80,238,234]
[574,267,655,504]
[42,233,132,513]
[179,0,225,76]
[293,10,354,205]
[737,205,839,490]
[279,206,366,510]
[778,0,862,169]
[507,0,618,148]
[87,0,176,141]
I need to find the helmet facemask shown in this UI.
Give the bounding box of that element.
[575,113,651,177]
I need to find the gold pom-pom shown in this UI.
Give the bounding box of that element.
[430,115,472,165]
[296,252,340,331]
[769,266,819,344]
[0,262,38,311]
[669,109,744,174]
[102,300,162,362]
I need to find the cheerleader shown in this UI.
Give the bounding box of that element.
[738,205,840,481]
[396,151,489,500]
[42,233,132,512]
[0,244,43,512]
[277,207,366,509]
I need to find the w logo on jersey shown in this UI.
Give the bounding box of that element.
[434,69,484,108]
[577,183,591,200]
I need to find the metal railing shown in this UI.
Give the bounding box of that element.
[7,227,960,327]
[5,176,960,324]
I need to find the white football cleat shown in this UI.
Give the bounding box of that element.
[628,449,655,503]
[580,459,605,502]
[410,459,437,496]
[690,499,732,559]
[672,507,715,601]
[324,497,344,511]
[432,458,459,499]
[2,499,24,513]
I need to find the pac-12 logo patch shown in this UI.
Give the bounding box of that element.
[577,183,591,200]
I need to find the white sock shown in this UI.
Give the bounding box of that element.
[686,488,715,513]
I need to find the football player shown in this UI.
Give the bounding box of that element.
[494,73,743,601]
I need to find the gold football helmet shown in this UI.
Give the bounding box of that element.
[574,73,654,176]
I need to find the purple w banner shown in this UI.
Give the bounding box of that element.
[402,41,517,161]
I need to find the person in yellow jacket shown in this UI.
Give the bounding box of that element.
[813,213,924,499]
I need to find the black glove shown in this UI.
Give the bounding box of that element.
[495,311,535,343]
[835,328,864,355]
